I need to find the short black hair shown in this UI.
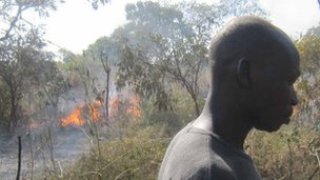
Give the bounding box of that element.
[209,16,298,84]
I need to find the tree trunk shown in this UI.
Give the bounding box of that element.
[9,87,18,132]
[105,69,110,123]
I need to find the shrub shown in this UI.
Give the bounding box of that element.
[52,130,170,180]
[246,125,320,180]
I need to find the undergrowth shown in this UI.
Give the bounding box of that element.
[49,127,170,180]
[46,124,320,180]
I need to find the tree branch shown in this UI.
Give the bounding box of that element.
[0,4,22,42]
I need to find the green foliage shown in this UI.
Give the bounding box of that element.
[115,1,208,114]
[142,108,183,136]
[219,0,266,17]
[139,84,206,136]
[58,53,85,87]
[2,1,317,179]
[82,1,265,117]
[85,37,119,66]
[296,35,320,75]
[0,80,11,127]
[305,23,320,37]
[48,122,320,180]
[89,0,111,10]
[246,125,320,179]
[0,0,63,132]
[0,33,67,130]
[0,0,61,42]
[114,1,265,116]
[294,26,320,128]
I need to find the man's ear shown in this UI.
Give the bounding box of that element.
[237,58,250,88]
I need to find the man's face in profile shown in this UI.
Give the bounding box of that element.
[249,51,300,132]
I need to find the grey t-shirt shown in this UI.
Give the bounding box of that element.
[158,122,261,180]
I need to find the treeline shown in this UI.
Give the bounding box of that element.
[0,0,67,132]
[1,0,319,133]
[0,1,320,179]
[0,0,266,132]
[56,1,320,179]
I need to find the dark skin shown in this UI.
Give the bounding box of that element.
[193,16,300,150]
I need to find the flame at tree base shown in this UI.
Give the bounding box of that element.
[109,95,141,120]
[60,100,102,127]
[59,95,141,128]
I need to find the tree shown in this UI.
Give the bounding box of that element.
[0,0,63,132]
[115,1,265,116]
[295,26,320,128]
[0,0,61,42]
[84,37,120,123]
[115,2,186,111]
[0,77,11,128]
[89,0,111,9]
[0,30,66,131]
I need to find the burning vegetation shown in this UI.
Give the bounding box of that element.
[59,95,141,128]
[60,100,103,127]
[109,95,141,119]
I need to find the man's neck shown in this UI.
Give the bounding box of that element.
[192,103,252,151]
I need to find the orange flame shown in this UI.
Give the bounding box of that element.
[60,100,102,127]
[109,97,120,118]
[90,100,102,122]
[127,96,141,119]
[60,95,141,127]
[109,95,141,120]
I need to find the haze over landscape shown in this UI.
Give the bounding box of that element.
[36,0,320,54]
[1,0,320,179]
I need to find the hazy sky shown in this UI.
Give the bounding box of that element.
[37,0,320,54]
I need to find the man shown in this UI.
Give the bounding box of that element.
[158,16,300,180]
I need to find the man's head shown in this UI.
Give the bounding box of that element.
[209,16,300,132]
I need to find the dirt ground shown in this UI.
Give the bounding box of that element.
[0,127,92,180]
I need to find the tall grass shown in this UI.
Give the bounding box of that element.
[46,123,319,180]
[49,127,170,180]
[246,125,320,180]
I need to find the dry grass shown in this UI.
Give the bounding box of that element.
[50,128,170,180]
[246,125,320,180]
[47,122,320,180]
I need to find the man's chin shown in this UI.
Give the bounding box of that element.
[254,119,288,132]
[253,115,290,132]
[255,124,281,132]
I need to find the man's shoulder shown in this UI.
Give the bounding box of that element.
[159,124,261,180]
[159,124,237,179]
[159,158,237,180]
[188,162,237,180]
[164,123,213,159]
